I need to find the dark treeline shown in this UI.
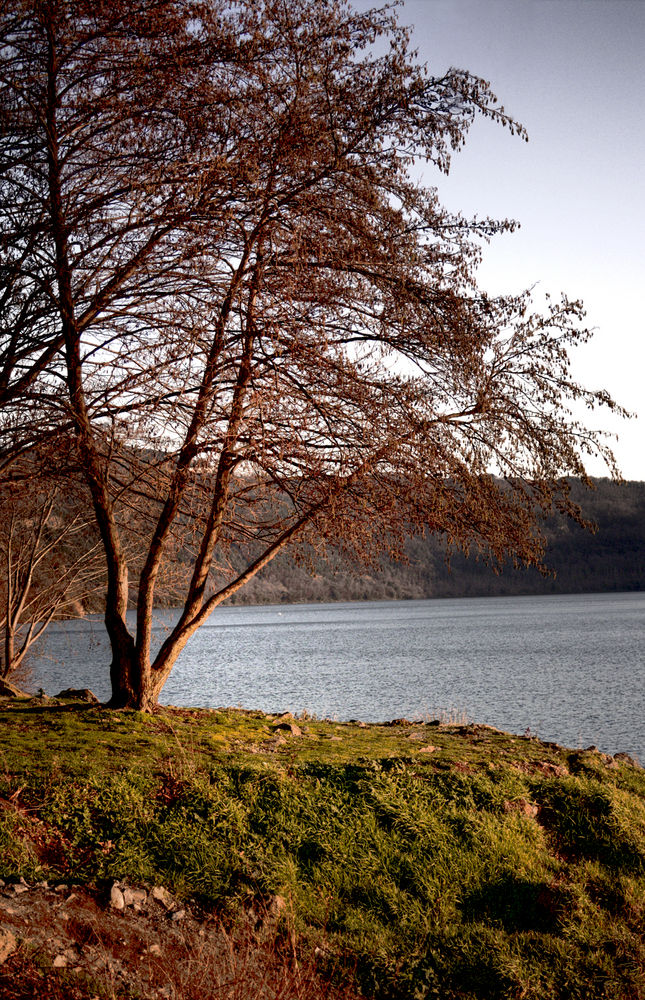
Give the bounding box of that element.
[225,478,645,605]
[5,477,643,624]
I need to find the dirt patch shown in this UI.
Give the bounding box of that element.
[0,880,359,999]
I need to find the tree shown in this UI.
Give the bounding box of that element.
[0,450,104,680]
[0,0,623,710]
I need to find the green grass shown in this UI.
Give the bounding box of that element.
[0,699,644,999]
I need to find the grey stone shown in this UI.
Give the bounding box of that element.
[151,886,174,910]
[169,908,186,922]
[109,884,125,910]
[503,798,539,819]
[272,722,302,737]
[537,761,568,777]
[123,887,147,908]
[614,752,640,768]
[55,687,100,704]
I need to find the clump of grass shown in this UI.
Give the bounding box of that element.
[423,706,471,726]
[0,701,644,999]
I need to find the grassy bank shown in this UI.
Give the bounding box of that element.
[0,697,644,999]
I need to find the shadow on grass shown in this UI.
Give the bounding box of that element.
[460,875,568,932]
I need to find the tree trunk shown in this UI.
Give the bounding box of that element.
[105,622,138,709]
[44,18,138,710]
[3,624,14,680]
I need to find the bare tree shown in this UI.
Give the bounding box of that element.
[0,0,625,709]
[0,454,104,680]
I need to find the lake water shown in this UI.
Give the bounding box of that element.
[26,591,645,762]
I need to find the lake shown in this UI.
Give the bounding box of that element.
[25,591,645,762]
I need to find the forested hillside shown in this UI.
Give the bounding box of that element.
[4,478,643,624]
[225,478,645,604]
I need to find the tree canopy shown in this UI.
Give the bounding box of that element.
[0,0,623,709]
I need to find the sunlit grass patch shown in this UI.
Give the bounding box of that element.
[0,700,644,998]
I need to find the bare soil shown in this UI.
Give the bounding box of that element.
[0,879,359,1000]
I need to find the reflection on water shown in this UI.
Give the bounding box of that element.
[27,591,645,761]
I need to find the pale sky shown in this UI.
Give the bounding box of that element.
[354,0,645,480]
